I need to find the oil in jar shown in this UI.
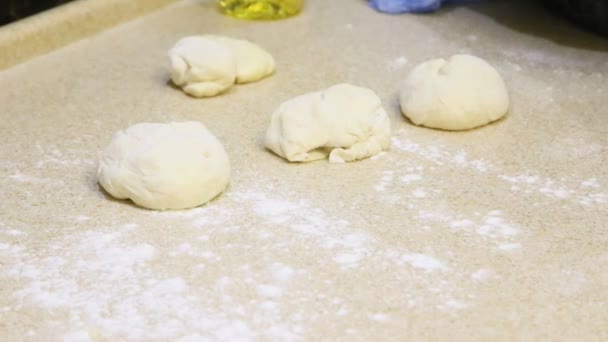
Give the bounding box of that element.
[219,0,303,20]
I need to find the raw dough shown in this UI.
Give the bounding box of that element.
[169,35,275,97]
[399,54,509,131]
[169,37,236,98]
[265,83,391,163]
[98,121,230,210]
[207,36,276,84]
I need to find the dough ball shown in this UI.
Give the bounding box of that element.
[98,121,230,210]
[399,54,509,131]
[168,35,275,97]
[207,35,276,84]
[265,83,391,163]
[169,36,237,98]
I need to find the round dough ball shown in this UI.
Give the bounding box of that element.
[265,83,391,163]
[169,36,237,98]
[98,122,230,210]
[168,35,275,98]
[399,54,509,131]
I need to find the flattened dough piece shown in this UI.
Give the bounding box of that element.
[265,83,391,163]
[98,121,230,210]
[168,35,275,97]
[399,54,509,130]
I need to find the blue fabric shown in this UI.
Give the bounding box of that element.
[369,0,478,14]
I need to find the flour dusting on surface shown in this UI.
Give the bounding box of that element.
[388,56,408,69]
[5,228,292,340]
[401,254,448,272]
[417,208,520,250]
[500,173,607,206]
[1,180,471,340]
[391,130,492,172]
[471,268,494,282]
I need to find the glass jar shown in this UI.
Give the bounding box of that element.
[219,0,303,20]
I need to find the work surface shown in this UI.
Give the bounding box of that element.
[1,0,607,340]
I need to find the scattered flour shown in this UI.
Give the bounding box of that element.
[437,299,468,311]
[471,268,494,282]
[333,252,364,266]
[269,263,295,283]
[500,173,606,206]
[506,61,522,72]
[369,313,389,322]
[257,285,283,298]
[63,330,90,342]
[0,228,25,236]
[498,243,522,251]
[581,178,599,188]
[235,191,371,268]
[476,211,519,238]
[401,254,448,272]
[7,171,63,186]
[551,137,603,158]
[412,189,427,198]
[388,56,408,69]
[400,174,422,184]
[374,170,394,192]
[387,132,605,210]
[390,131,492,172]
[6,230,265,340]
[418,209,520,249]
[501,48,592,69]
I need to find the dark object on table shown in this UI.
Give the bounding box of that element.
[543,0,608,36]
[0,0,75,26]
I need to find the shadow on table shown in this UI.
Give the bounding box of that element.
[441,0,608,52]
